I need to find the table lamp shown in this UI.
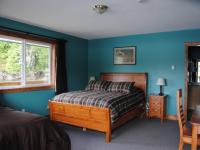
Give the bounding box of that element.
[156,78,166,96]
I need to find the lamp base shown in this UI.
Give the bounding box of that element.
[159,86,164,96]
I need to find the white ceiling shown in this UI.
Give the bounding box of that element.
[0,0,200,40]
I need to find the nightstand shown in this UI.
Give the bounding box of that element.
[149,94,167,123]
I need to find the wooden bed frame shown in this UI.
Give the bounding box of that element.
[49,72,147,143]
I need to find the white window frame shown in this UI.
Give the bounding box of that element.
[0,34,54,91]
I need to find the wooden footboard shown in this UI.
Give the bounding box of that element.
[49,100,145,143]
[49,101,111,142]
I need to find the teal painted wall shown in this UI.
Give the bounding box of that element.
[0,17,88,115]
[88,29,200,115]
[1,90,55,115]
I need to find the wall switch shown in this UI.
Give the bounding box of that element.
[171,65,175,70]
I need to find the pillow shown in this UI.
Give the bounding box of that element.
[107,82,135,93]
[85,80,111,91]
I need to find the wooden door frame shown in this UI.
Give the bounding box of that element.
[184,42,200,119]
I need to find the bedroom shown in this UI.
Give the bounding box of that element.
[0,0,200,150]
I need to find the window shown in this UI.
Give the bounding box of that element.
[0,33,55,92]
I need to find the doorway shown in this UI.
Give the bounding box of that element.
[184,42,200,120]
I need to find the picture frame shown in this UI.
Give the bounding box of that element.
[113,46,136,65]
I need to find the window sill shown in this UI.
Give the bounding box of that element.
[0,85,54,93]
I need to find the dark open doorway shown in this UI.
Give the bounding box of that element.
[184,42,200,120]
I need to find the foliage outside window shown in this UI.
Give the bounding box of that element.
[0,34,54,91]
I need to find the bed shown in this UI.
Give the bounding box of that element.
[49,72,147,143]
[0,106,71,150]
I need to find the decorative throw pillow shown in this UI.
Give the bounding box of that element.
[85,80,96,90]
[107,82,135,93]
[85,80,111,91]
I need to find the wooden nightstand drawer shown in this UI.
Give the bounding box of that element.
[150,100,160,107]
[150,106,160,112]
[150,96,161,102]
[151,100,160,105]
[150,107,160,115]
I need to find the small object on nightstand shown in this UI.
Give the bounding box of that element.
[149,94,167,123]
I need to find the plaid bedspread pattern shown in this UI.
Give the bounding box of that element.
[52,88,145,124]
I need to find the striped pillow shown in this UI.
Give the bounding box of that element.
[107,82,135,93]
[85,80,111,91]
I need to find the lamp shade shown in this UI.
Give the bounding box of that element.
[156,78,166,86]
[89,76,96,81]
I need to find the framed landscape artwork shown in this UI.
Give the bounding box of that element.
[114,46,136,65]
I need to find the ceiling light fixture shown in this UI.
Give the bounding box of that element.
[93,4,108,14]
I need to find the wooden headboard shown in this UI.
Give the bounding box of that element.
[101,72,148,96]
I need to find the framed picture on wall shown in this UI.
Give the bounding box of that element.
[114,46,136,65]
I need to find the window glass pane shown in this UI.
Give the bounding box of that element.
[0,36,22,86]
[25,42,50,85]
[198,61,200,82]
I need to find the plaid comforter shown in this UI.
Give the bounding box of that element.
[52,88,145,124]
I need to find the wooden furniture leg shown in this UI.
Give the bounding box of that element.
[178,139,183,150]
[106,131,111,143]
[192,125,198,150]
[106,109,111,143]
